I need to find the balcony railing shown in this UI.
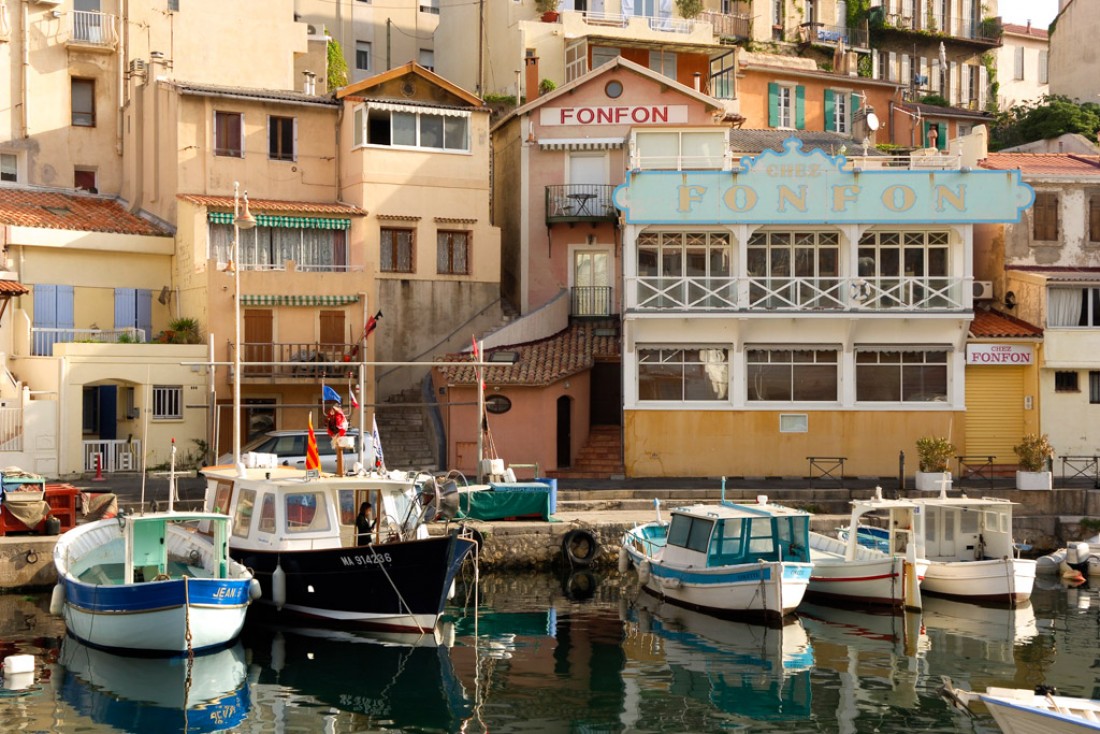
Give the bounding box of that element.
[31,327,145,357]
[799,22,869,49]
[571,286,614,318]
[627,276,967,312]
[573,10,703,35]
[700,8,750,40]
[0,407,23,452]
[883,12,1001,43]
[84,439,140,473]
[546,184,617,224]
[230,342,357,379]
[69,11,118,47]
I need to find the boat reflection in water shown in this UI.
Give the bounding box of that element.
[623,591,813,723]
[920,595,1041,684]
[241,622,473,733]
[58,637,249,733]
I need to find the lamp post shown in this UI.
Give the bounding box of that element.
[230,181,256,476]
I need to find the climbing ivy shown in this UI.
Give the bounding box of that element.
[981,52,998,114]
[327,37,349,92]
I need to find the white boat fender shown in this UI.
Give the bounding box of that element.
[248,578,262,601]
[562,529,599,568]
[638,559,652,585]
[49,584,65,616]
[271,631,286,673]
[2,655,34,692]
[618,549,630,574]
[272,562,286,611]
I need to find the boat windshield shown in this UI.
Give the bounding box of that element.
[667,514,714,553]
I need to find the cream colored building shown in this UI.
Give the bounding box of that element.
[996,22,1049,110]
[1049,0,1096,101]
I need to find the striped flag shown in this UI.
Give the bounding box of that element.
[371,415,385,471]
[306,414,321,471]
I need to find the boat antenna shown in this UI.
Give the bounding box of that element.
[168,438,176,513]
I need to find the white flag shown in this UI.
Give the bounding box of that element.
[371,415,385,471]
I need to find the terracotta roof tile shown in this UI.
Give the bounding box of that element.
[0,188,169,236]
[0,280,30,295]
[1002,23,1049,39]
[980,153,1100,175]
[177,194,366,216]
[970,309,1042,338]
[436,320,621,387]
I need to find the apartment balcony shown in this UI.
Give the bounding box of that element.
[66,11,119,51]
[571,286,616,318]
[230,342,358,382]
[798,22,870,50]
[699,8,751,42]
[626,275,969,313]
[546,184,618,225]
[31,327,144,357]
[877,11,1001,47]
[555,10,716,47]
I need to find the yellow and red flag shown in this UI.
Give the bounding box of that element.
[306,414,321,471]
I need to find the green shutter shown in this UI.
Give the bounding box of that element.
[795,85,805,130]
[768,83,779,127]
[851,93,860,111]
[923,120,947,150]
[824,89,836,132]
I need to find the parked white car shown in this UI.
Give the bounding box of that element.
[217,429,362,474]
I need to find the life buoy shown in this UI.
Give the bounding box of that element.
[562,528,599,567]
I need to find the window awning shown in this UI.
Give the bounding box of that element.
[366,101,471,118]
[208,213,351,229]
[239,294,361,307]
[538,137,625,151]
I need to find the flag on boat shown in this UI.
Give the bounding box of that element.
[322,385,341,404]
[306,414,321,470]
[347,310,383,360]
[371,414,385,471]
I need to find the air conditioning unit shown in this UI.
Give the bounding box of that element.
[973,281,994,300]
[307,24,319,36]
[128,59,147,75]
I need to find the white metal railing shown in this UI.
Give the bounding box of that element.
[631,151,963,172]
[84,439,140,473]
[31,327,145,357]
[70,11,118,46]
[628,276,967,311]
[576,10,701,34]
[0,407,23,452]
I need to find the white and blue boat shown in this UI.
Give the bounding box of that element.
[621,486,813,622]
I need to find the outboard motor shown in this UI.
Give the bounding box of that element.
[1067,541,1092,573]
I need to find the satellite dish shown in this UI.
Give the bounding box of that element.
[866,112,880,131]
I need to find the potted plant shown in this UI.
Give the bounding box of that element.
[915,435,955,491]
[535,0,560,22]
[1014,433,1054,490]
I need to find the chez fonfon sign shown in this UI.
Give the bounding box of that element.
[966,344,1034,365]
[613,137,1035,225]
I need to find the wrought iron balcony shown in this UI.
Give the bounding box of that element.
[626,276,968,312]
[880,11,1001,45]
[799,22,870,49]
[545,184,617,225]
[230,342,358,380]
[68,11,118,48]
[699,8,750,41]
[571,286,615,318]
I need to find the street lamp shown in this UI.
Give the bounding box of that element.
[230,181,256,476]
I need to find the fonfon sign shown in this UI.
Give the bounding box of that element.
[614,137,1035,225]
[966,344,1034,365]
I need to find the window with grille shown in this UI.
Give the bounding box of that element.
[153,386,182,420]
[214,111,243,157]
[437,231,469,275]
[855,348,948,402]
[72,78,95,127]
[268,116,296,162]
[747,348,839,402]
[638,347,729,402]
[1055,371,1079,392]
[1032,192,1059,241]
[747,230,839,308]
[380,228,415,273]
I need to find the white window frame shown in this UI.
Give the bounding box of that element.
[777,84,794,129]
[832,89,850,134]
[354,103,470,153]
[356,41,372,72]
[152,385,183,420]
[2,152,20,183]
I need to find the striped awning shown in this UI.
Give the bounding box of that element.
[239,294,360,307]
[538,137,625,151]
[208,213,351,229]
[367,101,470,118]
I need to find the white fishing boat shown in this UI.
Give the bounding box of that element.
[943,679,1100,734]
[52,444,258,655]
[912,490,1036,604]
[808,488,927,610]
[621,484,813,622]
[202,463,477,632]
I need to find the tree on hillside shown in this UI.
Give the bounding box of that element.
[991,95,1100,150]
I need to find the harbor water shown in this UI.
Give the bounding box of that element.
[0,568,1097,733]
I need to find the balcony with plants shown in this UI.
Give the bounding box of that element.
[872,7,1002,48]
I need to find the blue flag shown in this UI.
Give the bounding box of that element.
[322,385,341,404]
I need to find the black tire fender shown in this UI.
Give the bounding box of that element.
[562,528,599,567]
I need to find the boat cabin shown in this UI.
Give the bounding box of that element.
[660,502,812,567]
[917,497,1019,562]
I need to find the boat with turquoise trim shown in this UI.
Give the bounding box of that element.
[620,484,813,623]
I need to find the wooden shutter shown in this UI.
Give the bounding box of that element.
[795,85,805,129]
[1090,196,1100,243]
[768,82,779,127]
[243,309,274,376]
[319,310,345,348]
[1033,192,1059,241]
[824,89,836,132]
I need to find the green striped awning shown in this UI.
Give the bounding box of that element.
[208,213,351,229]
[239,294,361,307]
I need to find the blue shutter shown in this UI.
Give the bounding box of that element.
[824,89,836,132]
[57,285,74,357]
[115,288,136,330]
[795,85,805,130]
[768,83,779,127]
[137,289,153,342]
[33,285,57,357]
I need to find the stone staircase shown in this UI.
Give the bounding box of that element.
[373,388,438,472]
[547,424,625,480]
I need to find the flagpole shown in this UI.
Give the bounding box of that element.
[358,363,366,471]
[476,338,485,484]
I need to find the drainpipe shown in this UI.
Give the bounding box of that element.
[116,3,125,156]
[19,2,28,138]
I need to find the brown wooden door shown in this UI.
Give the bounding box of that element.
[243,309,273,375]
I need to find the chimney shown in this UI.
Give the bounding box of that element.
[525,55,540,100]
[303,71,317,95]
[694,72,701,92]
